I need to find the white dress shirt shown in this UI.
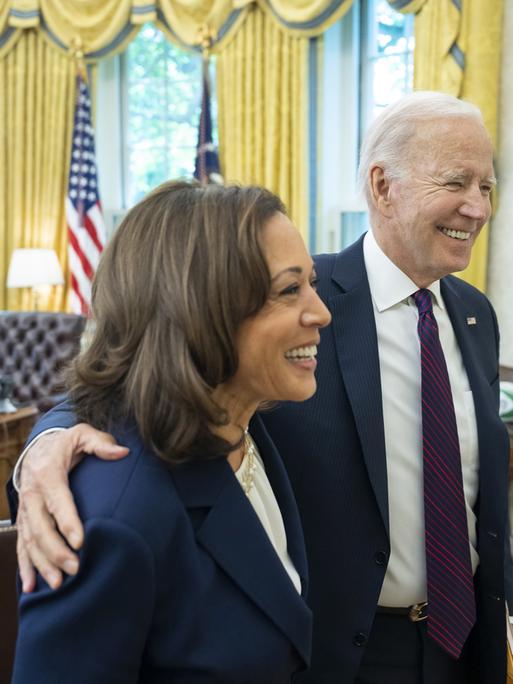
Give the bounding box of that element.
[235,436,302,594]
[363,231,479,607]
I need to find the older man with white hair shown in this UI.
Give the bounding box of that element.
[10,92,511,684]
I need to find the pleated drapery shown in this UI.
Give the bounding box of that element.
[0,0,504,304]
[0,1,354,55]
[217,6,309,240]
[0,0,353,309]
[487,0,513,367]
[0,30,75,310]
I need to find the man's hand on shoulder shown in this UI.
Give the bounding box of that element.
[17,424,129,592]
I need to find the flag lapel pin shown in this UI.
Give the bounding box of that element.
[466,316,477,326]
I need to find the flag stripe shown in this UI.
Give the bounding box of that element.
[66,73,106,314]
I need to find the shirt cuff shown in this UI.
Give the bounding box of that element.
[12,427,66,492]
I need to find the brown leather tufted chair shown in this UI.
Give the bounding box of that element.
[0,312,86,412]
[0,520,17,684]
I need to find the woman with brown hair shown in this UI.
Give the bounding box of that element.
[12,180,331,683]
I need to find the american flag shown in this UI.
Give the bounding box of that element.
[194,58,222,185]
[66,73,106,315]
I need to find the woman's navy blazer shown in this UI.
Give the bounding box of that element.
[12,408,312,683]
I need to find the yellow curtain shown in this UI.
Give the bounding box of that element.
[391,0,504,291]
[0,0,353,310]
[217,5,309,237]
[0,1,353,53]
[0,29,75,310]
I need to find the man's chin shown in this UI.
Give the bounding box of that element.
[450,257,472,276]
[443,245,475,277]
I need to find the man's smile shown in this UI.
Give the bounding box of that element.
[436,225,471,240]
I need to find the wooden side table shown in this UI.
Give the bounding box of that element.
[0,406,39,520]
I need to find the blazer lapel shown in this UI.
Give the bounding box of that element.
[441,278,510,488]
[171,445,312,665]
[441,279,483,389]
[249,414,309,596]
[327,236,389,532]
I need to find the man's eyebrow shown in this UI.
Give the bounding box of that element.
[440,170,497,185]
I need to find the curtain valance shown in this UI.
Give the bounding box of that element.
[387,0,428,12]
[0,0,354,58]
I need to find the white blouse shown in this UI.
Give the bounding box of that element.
[235,435,301,595]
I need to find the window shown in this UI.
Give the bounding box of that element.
[123,25,203,205]
[360,0,415,131]
[95,10,411,246]
[95,25,213,233]
[315,0,414,253]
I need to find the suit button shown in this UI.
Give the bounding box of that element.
[487,530,498,540]
[374,551,387,566]
[489,593,502,602]
[353,632,367,647]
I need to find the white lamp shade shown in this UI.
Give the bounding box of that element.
[7,249,64,288]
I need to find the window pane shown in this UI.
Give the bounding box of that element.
[124,25,203,205]
[362,0,414,127]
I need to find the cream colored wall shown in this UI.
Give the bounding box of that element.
[489,0,513,368]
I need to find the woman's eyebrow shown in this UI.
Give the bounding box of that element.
[271,266,303,282]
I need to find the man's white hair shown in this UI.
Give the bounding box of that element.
[357,91,485,203]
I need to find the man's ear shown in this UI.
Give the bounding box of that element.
[369,165,394,218]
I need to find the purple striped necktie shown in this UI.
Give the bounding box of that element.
[413,289,476,659]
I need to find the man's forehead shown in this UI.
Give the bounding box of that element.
[407,117,493,170]
[411,116,490,146]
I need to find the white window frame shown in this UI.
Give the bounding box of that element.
[95,56,126,239]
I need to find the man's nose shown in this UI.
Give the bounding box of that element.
[459,186,491,222]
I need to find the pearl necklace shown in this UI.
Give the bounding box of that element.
[239,431,257,497]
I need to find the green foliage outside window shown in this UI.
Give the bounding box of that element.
[125,24,203,204]
[369,0,414,114]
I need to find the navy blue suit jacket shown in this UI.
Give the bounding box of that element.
[263,236,510,683]
[12,413,312,683]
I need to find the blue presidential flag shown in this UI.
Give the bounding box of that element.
[194,59,223,185]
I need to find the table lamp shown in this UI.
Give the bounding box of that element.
[7,248,64,310]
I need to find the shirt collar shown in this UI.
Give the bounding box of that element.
[363,230,444,312]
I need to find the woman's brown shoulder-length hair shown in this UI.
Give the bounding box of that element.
[68,180,285,462]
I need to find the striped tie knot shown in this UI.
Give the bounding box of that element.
[413,289,433,316]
